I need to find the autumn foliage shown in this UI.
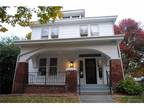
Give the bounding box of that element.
[114,18,144,73]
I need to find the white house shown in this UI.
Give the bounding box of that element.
[12,9,124,94]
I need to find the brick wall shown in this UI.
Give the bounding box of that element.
[12,62,28,93]
[24,85,66,93]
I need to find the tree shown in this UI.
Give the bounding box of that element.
[0,6,63,32]
[114,19,144,73]
[25,32,32,40]
[0,36,20,94]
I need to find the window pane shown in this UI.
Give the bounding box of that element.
[42,27,49,38]
[80,25,88,36]
[79,60,83,71]
[50,58,57,66]
[39,58,46,76]
[72,16,79,18]
[49,67,57,75]
[49,58,57,75]
[91,25,99,36]
[39,58,46,66]
[51,27,58,38]
[39,67,46,75]
[63,16,70,19]
[98,60,103,78]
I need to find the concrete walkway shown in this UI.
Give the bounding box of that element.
[80,95,113,103]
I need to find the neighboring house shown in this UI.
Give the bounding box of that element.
[12,9,124,94]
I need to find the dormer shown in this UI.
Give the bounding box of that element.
[62,9,85,19]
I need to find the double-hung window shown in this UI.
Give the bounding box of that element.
[80,25,88,37]
[49,58,57,75]
[91,25,99,36]
[41,27,49,39]
[51,27,58,38]
[39,58,47,76]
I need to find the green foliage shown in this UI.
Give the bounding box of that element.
[25,32,32,40]
[0,36,20,94]
[0,6,63,32]
[117,77,143,95]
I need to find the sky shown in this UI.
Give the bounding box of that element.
[0,0,144,38]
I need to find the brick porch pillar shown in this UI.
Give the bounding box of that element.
[12,62,28,93]
[110,59,124,89]
[65,69,77,93]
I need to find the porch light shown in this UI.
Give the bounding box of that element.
[69,61,74,68]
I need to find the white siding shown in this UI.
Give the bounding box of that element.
[59,25,80,38]
[31,27,42,40]
[31,22,114,39]
[99,23,114,36]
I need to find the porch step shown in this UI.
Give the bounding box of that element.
[79,84,111,94]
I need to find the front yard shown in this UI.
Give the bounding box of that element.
[113,95,144,103]
[0,95,79,103]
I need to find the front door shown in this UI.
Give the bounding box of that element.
[85,58,97,84]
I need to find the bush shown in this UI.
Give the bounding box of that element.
[117,77,143,95]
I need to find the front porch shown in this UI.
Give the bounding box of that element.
[12,37,124,94]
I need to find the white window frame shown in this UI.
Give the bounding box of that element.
[41,27,49,39]
[90,24,99,36]
[51,26,59,39]
[80,25,88,37]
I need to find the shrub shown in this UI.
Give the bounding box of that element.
[117,77,143,95]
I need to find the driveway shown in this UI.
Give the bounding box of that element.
[80,95,113,103]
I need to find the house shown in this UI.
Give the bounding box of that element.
[12,9,124,94]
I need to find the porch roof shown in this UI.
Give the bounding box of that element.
[15,35,124,47]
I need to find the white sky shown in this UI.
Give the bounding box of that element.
[0,0,144,38]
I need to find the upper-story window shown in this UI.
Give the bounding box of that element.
[51,27,59,39]
[63,16,70,19]
[72,16,80,19]
[41,27,49,39]
[91,25,99,36]
[80,25,88,37]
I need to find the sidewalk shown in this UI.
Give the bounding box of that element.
[80,95,113,103]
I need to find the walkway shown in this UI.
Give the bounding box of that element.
[80,95,113,103]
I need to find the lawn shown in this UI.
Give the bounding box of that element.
[0,95,80,103]
[113,95,144,103]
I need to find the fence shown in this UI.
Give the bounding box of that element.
[28,72,66,85]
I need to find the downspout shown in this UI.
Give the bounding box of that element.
[117,42,125,80]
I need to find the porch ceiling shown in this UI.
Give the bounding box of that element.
[15,35,124,47]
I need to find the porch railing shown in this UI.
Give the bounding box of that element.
[28,72,66,85]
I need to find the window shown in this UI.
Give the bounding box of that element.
[41,27,49,39]
[39,58,47,76]
[49,58,57,75]
[72,16,80,19]
[63,16,70,19]
[80,25,88,37]
[51,27,58,38]
[79,60,84,78]
[91,25,99,36]
[98,60,103,79]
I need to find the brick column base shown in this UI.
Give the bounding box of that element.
[66,69,77,93]
[12,62,28,93]
[110,59,124,89]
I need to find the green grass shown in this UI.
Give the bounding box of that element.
[120,96,144,103]
[114,96,144,103]
[0,95,80,103]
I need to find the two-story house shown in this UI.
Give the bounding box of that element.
[12,9,124,94]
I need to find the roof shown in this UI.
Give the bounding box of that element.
[31,15,118,27]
